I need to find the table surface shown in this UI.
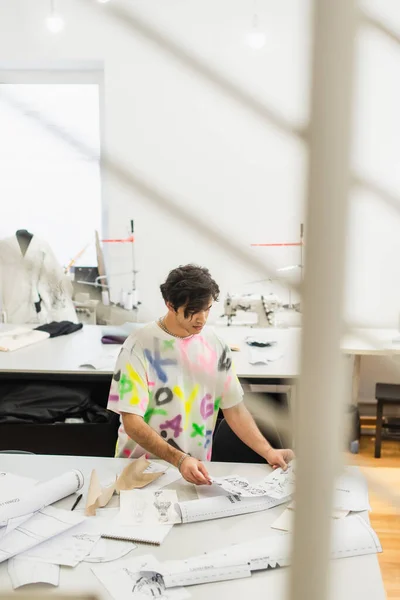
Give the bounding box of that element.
[0,324,400,380]
[0,455,385,600]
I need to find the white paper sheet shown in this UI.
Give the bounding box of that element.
[0,472,38,501]
[0,328,49,352]
[79,348,120,371]
[92,554,190,600]
[0,505,86,563]
[334,470,371,512]
[176,493,286,524]
[258,463,296,499]
[196,484,228,500]
[271,507,350,532]
[84,536,134,563]
[330,515,382,558]
[259,464,370,511]
[205,464,296,501]
[207,515,381,569]
[210,472,293,499]
[160,555,251,588]
[248,347,284,365]
[0,513,35,541]
[143,463,182,491]
[206,532,291,571]
[120,490,181,525]
[20,518,101,567]
[8,557,60,589]
[0,470,84,526]
[0,473,38,540]
[73,509,135,563]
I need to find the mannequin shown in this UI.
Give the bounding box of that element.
[0,231,78,324]
[15,229,33,257]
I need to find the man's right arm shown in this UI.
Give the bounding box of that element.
[121,413,211,485]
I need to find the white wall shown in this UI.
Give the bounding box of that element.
[0,0,399,404]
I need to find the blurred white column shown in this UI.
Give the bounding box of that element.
[288,1,357,600]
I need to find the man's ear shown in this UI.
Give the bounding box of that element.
[165,301,174,312]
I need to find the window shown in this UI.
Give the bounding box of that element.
[0,74,102,268]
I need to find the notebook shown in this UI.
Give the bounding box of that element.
[101,523,173,546]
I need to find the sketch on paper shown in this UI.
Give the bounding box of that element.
[92,554,190,600]
[125,568,167,597]
[260,462,296,499]
[119,490,180,526]
[211,465,295,500]
[153,491,172,523]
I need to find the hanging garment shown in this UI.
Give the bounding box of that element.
[0,234,78,324]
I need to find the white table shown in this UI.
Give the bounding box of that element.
[0,324,299,380]
[1,324,399,380]
[0,455,385,600]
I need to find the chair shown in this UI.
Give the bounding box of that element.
[211,418,285,463]
[374,383,400,458]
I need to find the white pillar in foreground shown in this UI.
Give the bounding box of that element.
[288,2,357,600]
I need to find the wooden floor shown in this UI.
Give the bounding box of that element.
[356,437,400,599]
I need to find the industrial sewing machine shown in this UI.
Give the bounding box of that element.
[221,293,281,327]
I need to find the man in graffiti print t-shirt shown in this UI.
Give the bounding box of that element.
[108,264,294,485]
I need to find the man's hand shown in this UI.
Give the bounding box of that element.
[180,457,212,485]
[265,448,295,471]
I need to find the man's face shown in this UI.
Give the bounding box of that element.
[171,299,212,336]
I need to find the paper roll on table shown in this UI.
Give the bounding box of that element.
[0,470,84,526]
[175,493,286,524]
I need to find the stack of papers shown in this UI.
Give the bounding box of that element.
[0,462,380,598]
[99,515,380,593]
[0,470,86,568]
[203,514,381,573]
[0,506,86,564]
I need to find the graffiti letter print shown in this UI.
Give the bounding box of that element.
[200,394,214,420]
[144,338,177,383]
[218,346,232,371]
[154,387,173,406]
[160,414,183,438]
[173,385,199,429]
[191,423,205,438]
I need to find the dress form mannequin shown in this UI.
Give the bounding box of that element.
[16,229,33,257]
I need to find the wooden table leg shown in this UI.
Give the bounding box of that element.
[352,354,361,405]
[375,399,383,459]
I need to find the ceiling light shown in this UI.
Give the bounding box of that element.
[46,0,64,34]
[246,10,266,50]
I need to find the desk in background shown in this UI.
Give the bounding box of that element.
[2,324,398,380]
[0,325,399,455]
[0,454,386,600]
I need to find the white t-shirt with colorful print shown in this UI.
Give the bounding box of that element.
[107,321,243,461]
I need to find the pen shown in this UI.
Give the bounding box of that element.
[71,494,83,511]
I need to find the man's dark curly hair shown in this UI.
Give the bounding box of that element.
[160,264,219,318]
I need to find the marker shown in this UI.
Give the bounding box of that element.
[71,494,83,511]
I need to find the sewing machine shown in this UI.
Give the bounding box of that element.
[221,293,281,327]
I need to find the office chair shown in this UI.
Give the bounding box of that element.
[212,418,285,463]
